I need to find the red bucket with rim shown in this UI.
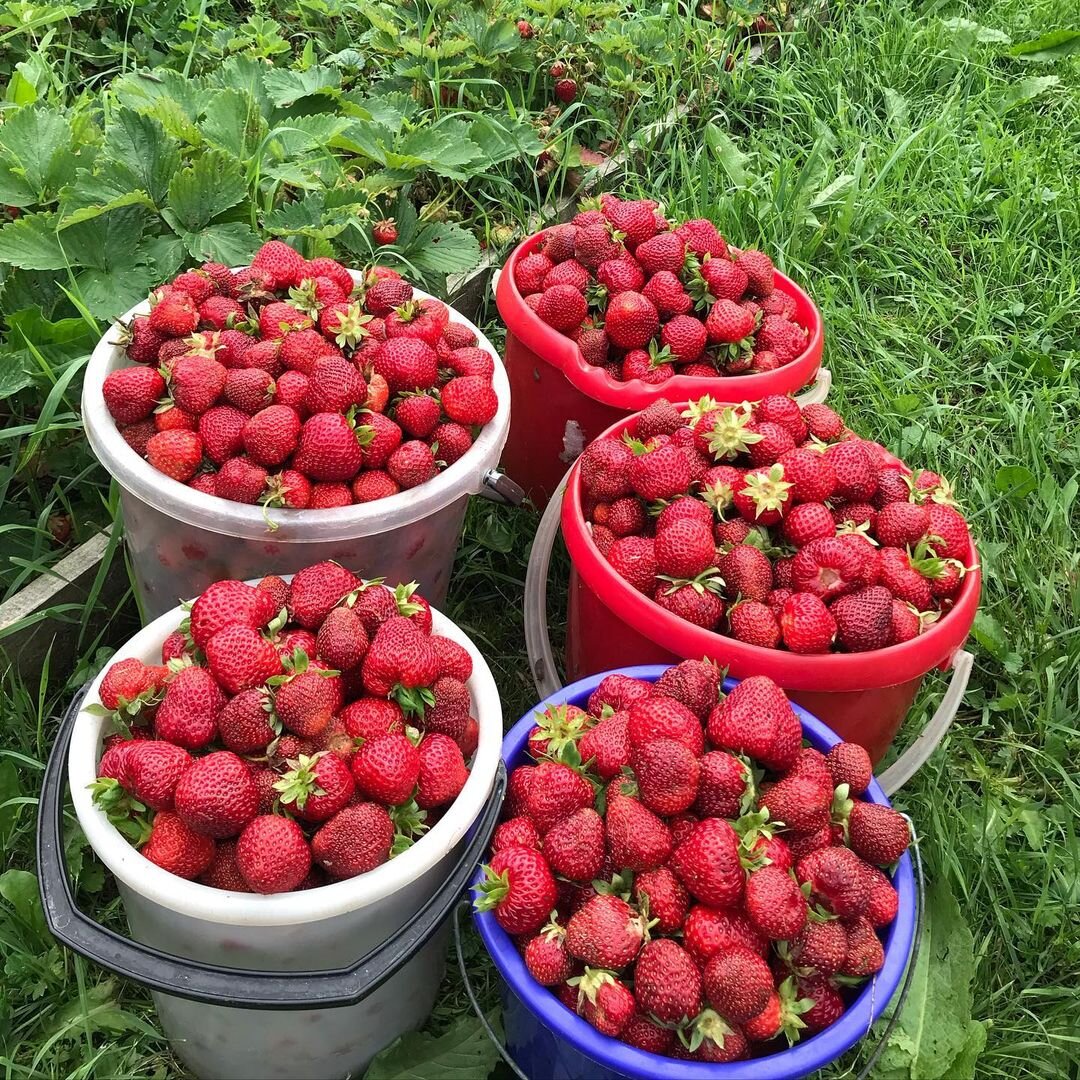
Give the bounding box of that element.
[557,407,981,764]
[496,231,826,508]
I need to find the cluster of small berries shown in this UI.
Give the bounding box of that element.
[578,395,973,652]
[514,194,809,383]
[90,563,475,893]
[475,664,910,1061]
[103,242,499,512]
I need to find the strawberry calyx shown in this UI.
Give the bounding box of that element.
[390,798,428,855]
[529,704,590,762]
[592,868,635,902]
[273,752,329,810]
[685,252,717,311]
[392,581,424,618]
[682,1007,739,1052]
[390,683,436,720]
[472,863,512,911]
[741,463,793,517]
[775,975,813,1044]
[705,404,763,461]
[326,301,372,349]
[89,779,152,846]
[657,570,726,597]
[835,518,879,544]
[681,395,720,424]
[568,966,618,1009]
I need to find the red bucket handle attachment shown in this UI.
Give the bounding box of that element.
[522,469,972,798]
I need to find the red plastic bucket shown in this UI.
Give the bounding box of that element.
[558,410,981,764]
[496,232,826,508]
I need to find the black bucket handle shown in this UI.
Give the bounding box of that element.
[37,685,507,1010]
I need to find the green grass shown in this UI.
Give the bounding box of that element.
[2,0,1080,1075]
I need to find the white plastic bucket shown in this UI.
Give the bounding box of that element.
[50,591,504,1080]
[82,278,513,618]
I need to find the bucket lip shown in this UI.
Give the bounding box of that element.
[68,587,503,926]
[81,278,511,542]
[496,230,824,408]
[560,409,981,694]
[474,665,917,1079]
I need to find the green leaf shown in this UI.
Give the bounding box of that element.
[200,89,270,161]
[971,610,1021,673]
[0,869,45,934]
[2,306,98,374]
[0,104,77,202]
[996,75,1060,113]
[363,1015,501,1080]
[263,65,341,108]
[179,221,261,265]
[165,150,247,233]
[60,205,152,272]
[0,212,66,270]
[869,878,984,1079]
[102,108,183,206]
[704,121,748,187]
[941,17,1012,44]
[1008,29,1080,61]
[0,353,33,397]
[0,759,22,841]
[74,265,157,320]
[465,115,544,167]
[994,464,1038,498]
[140,233,188,280]
[407,221,481,276]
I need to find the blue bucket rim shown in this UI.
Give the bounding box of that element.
[473,665,917,1080]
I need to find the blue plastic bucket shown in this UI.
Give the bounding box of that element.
[473,665,917,1080]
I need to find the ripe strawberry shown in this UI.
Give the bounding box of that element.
[579,437,633,499]
[576,970,636,1036]
[841,915,885,976]
[475,845,558,935]
[514,252,554,294]
[660,315,707,364]
[238,404,300,467]
[215,689,275,754]
[115,741,189,812]
[642,270,692,316]
[875,501,929,547]
[148,290,199,336]
[847,801,910,865]
[755,314,806,362]
[670,817,744,908]
[493,816,540,854]
[305,257,353,297]
[190,579,276,647]
[604,535,657,594]
[223,368,274,415]
[310,802,393,880]
[684,907,767,970]
[705,298,755,345]
[744,864,809,941]
[204,623,282,693]
[214,456,268,503]
[347,733,419,806]
[232,815,310,893]
[697,256,748,302]
[376,337,441,392]
[104,367,166,424]
[733,464,792,525]
[566,893,646,968]
[348,471,396,502]
[630,737,699,816]
[554,78,577,103]
[98,658,163,712]
[625,694,703,754]
[384,440,435,489]
[605,781,673,871]
[825,440,878,502]
[791,536,864,602]
[524,921,573,985]
[155,666,225,749]
[735,249,775,296]
[384,299,447,345]
[174,751,258,839]
[632,866,689,934]
[274,669,339,738]
[251,240,306,289]
[676,218,727,258]
[311,607,367,671]
[830,585,893,652]
[142,811,214,879]
[280,327,335,375]
[622,1013,675,1055]
[651,517,712,579]
[824,741,872,795]
[597,256,645,295]
[634,938,702,1024]
[925,502,970,560]
[685,753,747,820]
[782,501,835,548]
[636,232,686,276]
[275,751,356,822]
[364,279,413,317]
[796,846,871,917]
[628,442,689,501]
[372,218,397,245]
[536,284,588,332]
[415,732,468,809]
[522,759,592,834]
[703,944,773,1022]
[290,412,360,480]
[574,711,629,780]
[543,259,589,291]
[390,394,439,439]
[240,338,283,377]
[790,918,848,975]
[122,316,168,364]
[879,546,934,608]
[542,807,604,882]
[441,376,498,426]
[780,592,836,653]
[760,771,832,834]
[605,292,659,350]
[119,420,156,456]
[707,675,801,772]
[717,544,773,602]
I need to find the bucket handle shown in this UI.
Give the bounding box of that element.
[37,687,507,1010]
[522,476,970,798]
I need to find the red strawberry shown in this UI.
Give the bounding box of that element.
[290,413,361,481]
[733,464,792,525]
[605,781,673,871]
[761,771,833,834]
[416,733,468,809]
[796,846,871,917]
[705,298,755,345]
[825,440,878,501]
[707,675,801,772]
[652,516,713,579]
[543,807,605,882]
[622,1013,675,1055]
[118,741,190,811]
[925,502,970,560]
[699,257,748,301]
[553,78,577,103]
[566,893,647,968]
[703,944,773,1022]
[364,278,413,316]
[214,456,269,503]
[148,290,199,336]
[718,543,773,602]
[597,256,645,295]
[441,376,498,426]
[104,366,166,424]
[825,741,872,794]
[493,816,540,853]
[142,811,214,879]
[791,536,864,601]
[642,270,692,316]
[543,259,589,291]
[155,666,225,750]
[514,252,554,293]
[630,231,683,276]
[392,394,440,439]
[339,698,404,743]
[632,866,689,933]
[174,751,258,838]
[605,292,659,350]
[744,863,809,940]
[653,577,724,629]
[305,257,353,297]
[524,922,574,985]
[309,482,354,510]
[670,817,744,908]
[576,970,636,1036]
[846,801,910,865]
[229,815,309,893]
[875,501,929,547]
[879,546,934,608]
[122,316,168,364]
[634,938,702,1023]
[204,624,282,693]
[830,585,893,652]
[371,218,397,245]
[274,669,339,738]
[282,561,357,628]
[689,751,749,818]
[782,502,835,548]
[215,689,276,754]
[351,471,398,502]
[574,221,623,268]
[676,218,727,258]
[605,535,658,594]
[626,695,704,755]
[238,404,300,468]
[735,249,775,296]
[576,712,631,780]
[373,337,439,392]
[865,866,900,927]
[537,284,588,331]
[145,430,202,482]
[841,915,885,976]
[799,974,845,1032]
[801,402,845,441]
[311,802,393,880]
[251,240,306,289]
[628,442,690,501]
[98,658,162,712]
[475,845,558,935]
[275,751,356,822]
[790,918,848,974]
[195,406,244,465]
[631,737,701,816]
[350,733,420,806]
[780,592,836,653]
[387,440,437,489]
[684,905,767,968]
[313,607,368,670]
[524,760,593,833]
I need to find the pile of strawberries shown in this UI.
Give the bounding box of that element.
[475,664,910,1061]
[577,395,974,653]
[90,563,476,893]
[103,242,499,511]
[514,194,810,383]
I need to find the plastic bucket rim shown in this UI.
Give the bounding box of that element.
[82,279,511,543]
[68,589,503,927]
[473,664,917,1080]
[497,231,824,408]
[559,408,981,694]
